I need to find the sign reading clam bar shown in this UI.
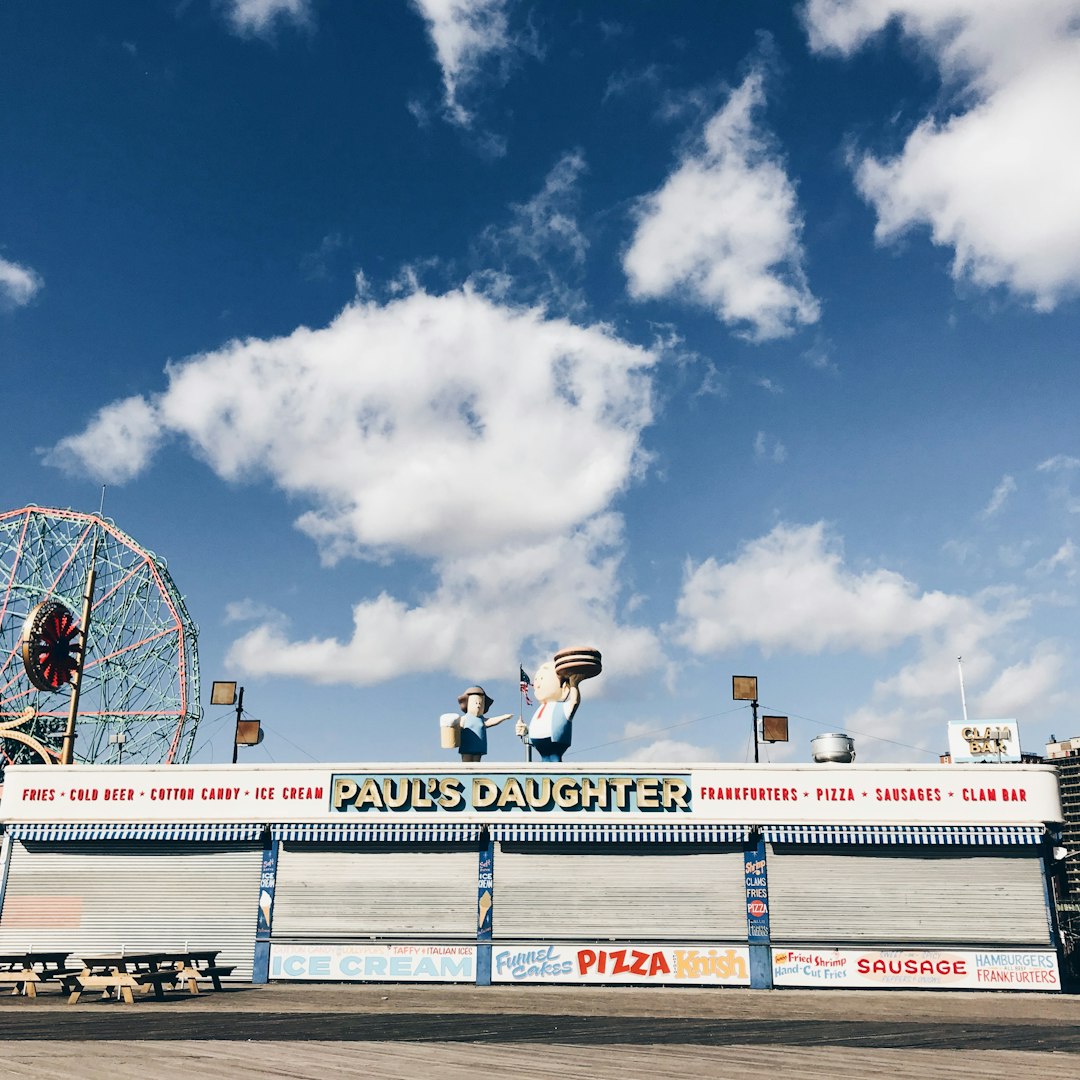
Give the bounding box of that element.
[0,763,1062,825]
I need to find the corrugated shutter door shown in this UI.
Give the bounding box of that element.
[768,845,1051,945]
[0,841,262,977]
[272,842,477,939]
[494,842,747,940]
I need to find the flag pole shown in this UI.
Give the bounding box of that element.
[519,662,532,763]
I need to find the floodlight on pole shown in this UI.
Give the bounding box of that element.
[211,680,257,764]
[732,676,760,763]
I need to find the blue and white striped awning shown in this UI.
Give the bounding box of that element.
[763,824,1045,846]
[8,822,265,843]
[490,823,749,844]
[275,822,483,843]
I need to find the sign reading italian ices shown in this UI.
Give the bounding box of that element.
[269,943,476,982]
[771,948,1060,991]
[491,944,751,985]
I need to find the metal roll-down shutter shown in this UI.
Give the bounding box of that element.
[493,840,747,940]
[767,845,1052,946]
[0,838,263,977]
[272,841,479,939]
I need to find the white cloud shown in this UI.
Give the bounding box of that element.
[49,285,662,685]
[804,0,1080,309]
[410,0,517,126]
[673,522,990,655]
[979,473,1016,519]
[972,643,1066,718]
[45,395,163,482]
[229,513,661,686]
[623,70,820,342]
[0,255,42,307]
[222,0,312,36]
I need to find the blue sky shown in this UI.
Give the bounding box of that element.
[3,0,1080,767]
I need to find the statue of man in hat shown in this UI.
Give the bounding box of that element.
[455,686,513,762]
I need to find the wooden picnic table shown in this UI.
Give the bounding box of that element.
[65,952,181,1005]
[64,949,235,1004]
[0,951,77,997]
[163,948,235,994]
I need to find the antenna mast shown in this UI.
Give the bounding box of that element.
[957,656,969,724]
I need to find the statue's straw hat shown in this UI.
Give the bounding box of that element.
[458,686,494,712]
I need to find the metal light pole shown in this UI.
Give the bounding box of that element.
[61,534,100,765]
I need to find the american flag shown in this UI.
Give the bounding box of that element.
[519,666,533,706]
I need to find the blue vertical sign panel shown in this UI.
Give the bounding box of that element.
[476,831,494,986]
[744,832,772,989]
[252,832,279,984]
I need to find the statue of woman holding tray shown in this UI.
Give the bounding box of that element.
[515,647,601,762]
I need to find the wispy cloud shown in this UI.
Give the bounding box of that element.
[623,68,819,342]
[753,431,787,463]
[221,0,312,37]
[979,473,1016,520]
[475,150,589,309]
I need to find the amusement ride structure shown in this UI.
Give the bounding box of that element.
[0,506,201,773]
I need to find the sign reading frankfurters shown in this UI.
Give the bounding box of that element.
[0,762,1062,826]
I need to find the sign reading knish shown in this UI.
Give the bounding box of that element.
[331,773,693,814]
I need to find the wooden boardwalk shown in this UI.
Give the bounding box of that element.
[0,983,1076,1078]
[4,1041,1079,1080]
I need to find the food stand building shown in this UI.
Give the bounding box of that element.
[0,761,1065,991]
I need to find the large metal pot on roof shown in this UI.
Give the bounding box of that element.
[811,733,856,763]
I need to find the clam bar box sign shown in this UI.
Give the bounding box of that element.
[946,720,1021,763]
[491,944,752,986]
[772,948,1060,991]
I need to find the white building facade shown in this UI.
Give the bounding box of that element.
[0,761,1065,991]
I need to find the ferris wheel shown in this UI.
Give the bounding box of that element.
[0,506,201,772]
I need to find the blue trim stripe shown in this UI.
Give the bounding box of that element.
[8,822,264,842]
[276,822,483,843]
[763,824,1044,846]
[490,823,748,843]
